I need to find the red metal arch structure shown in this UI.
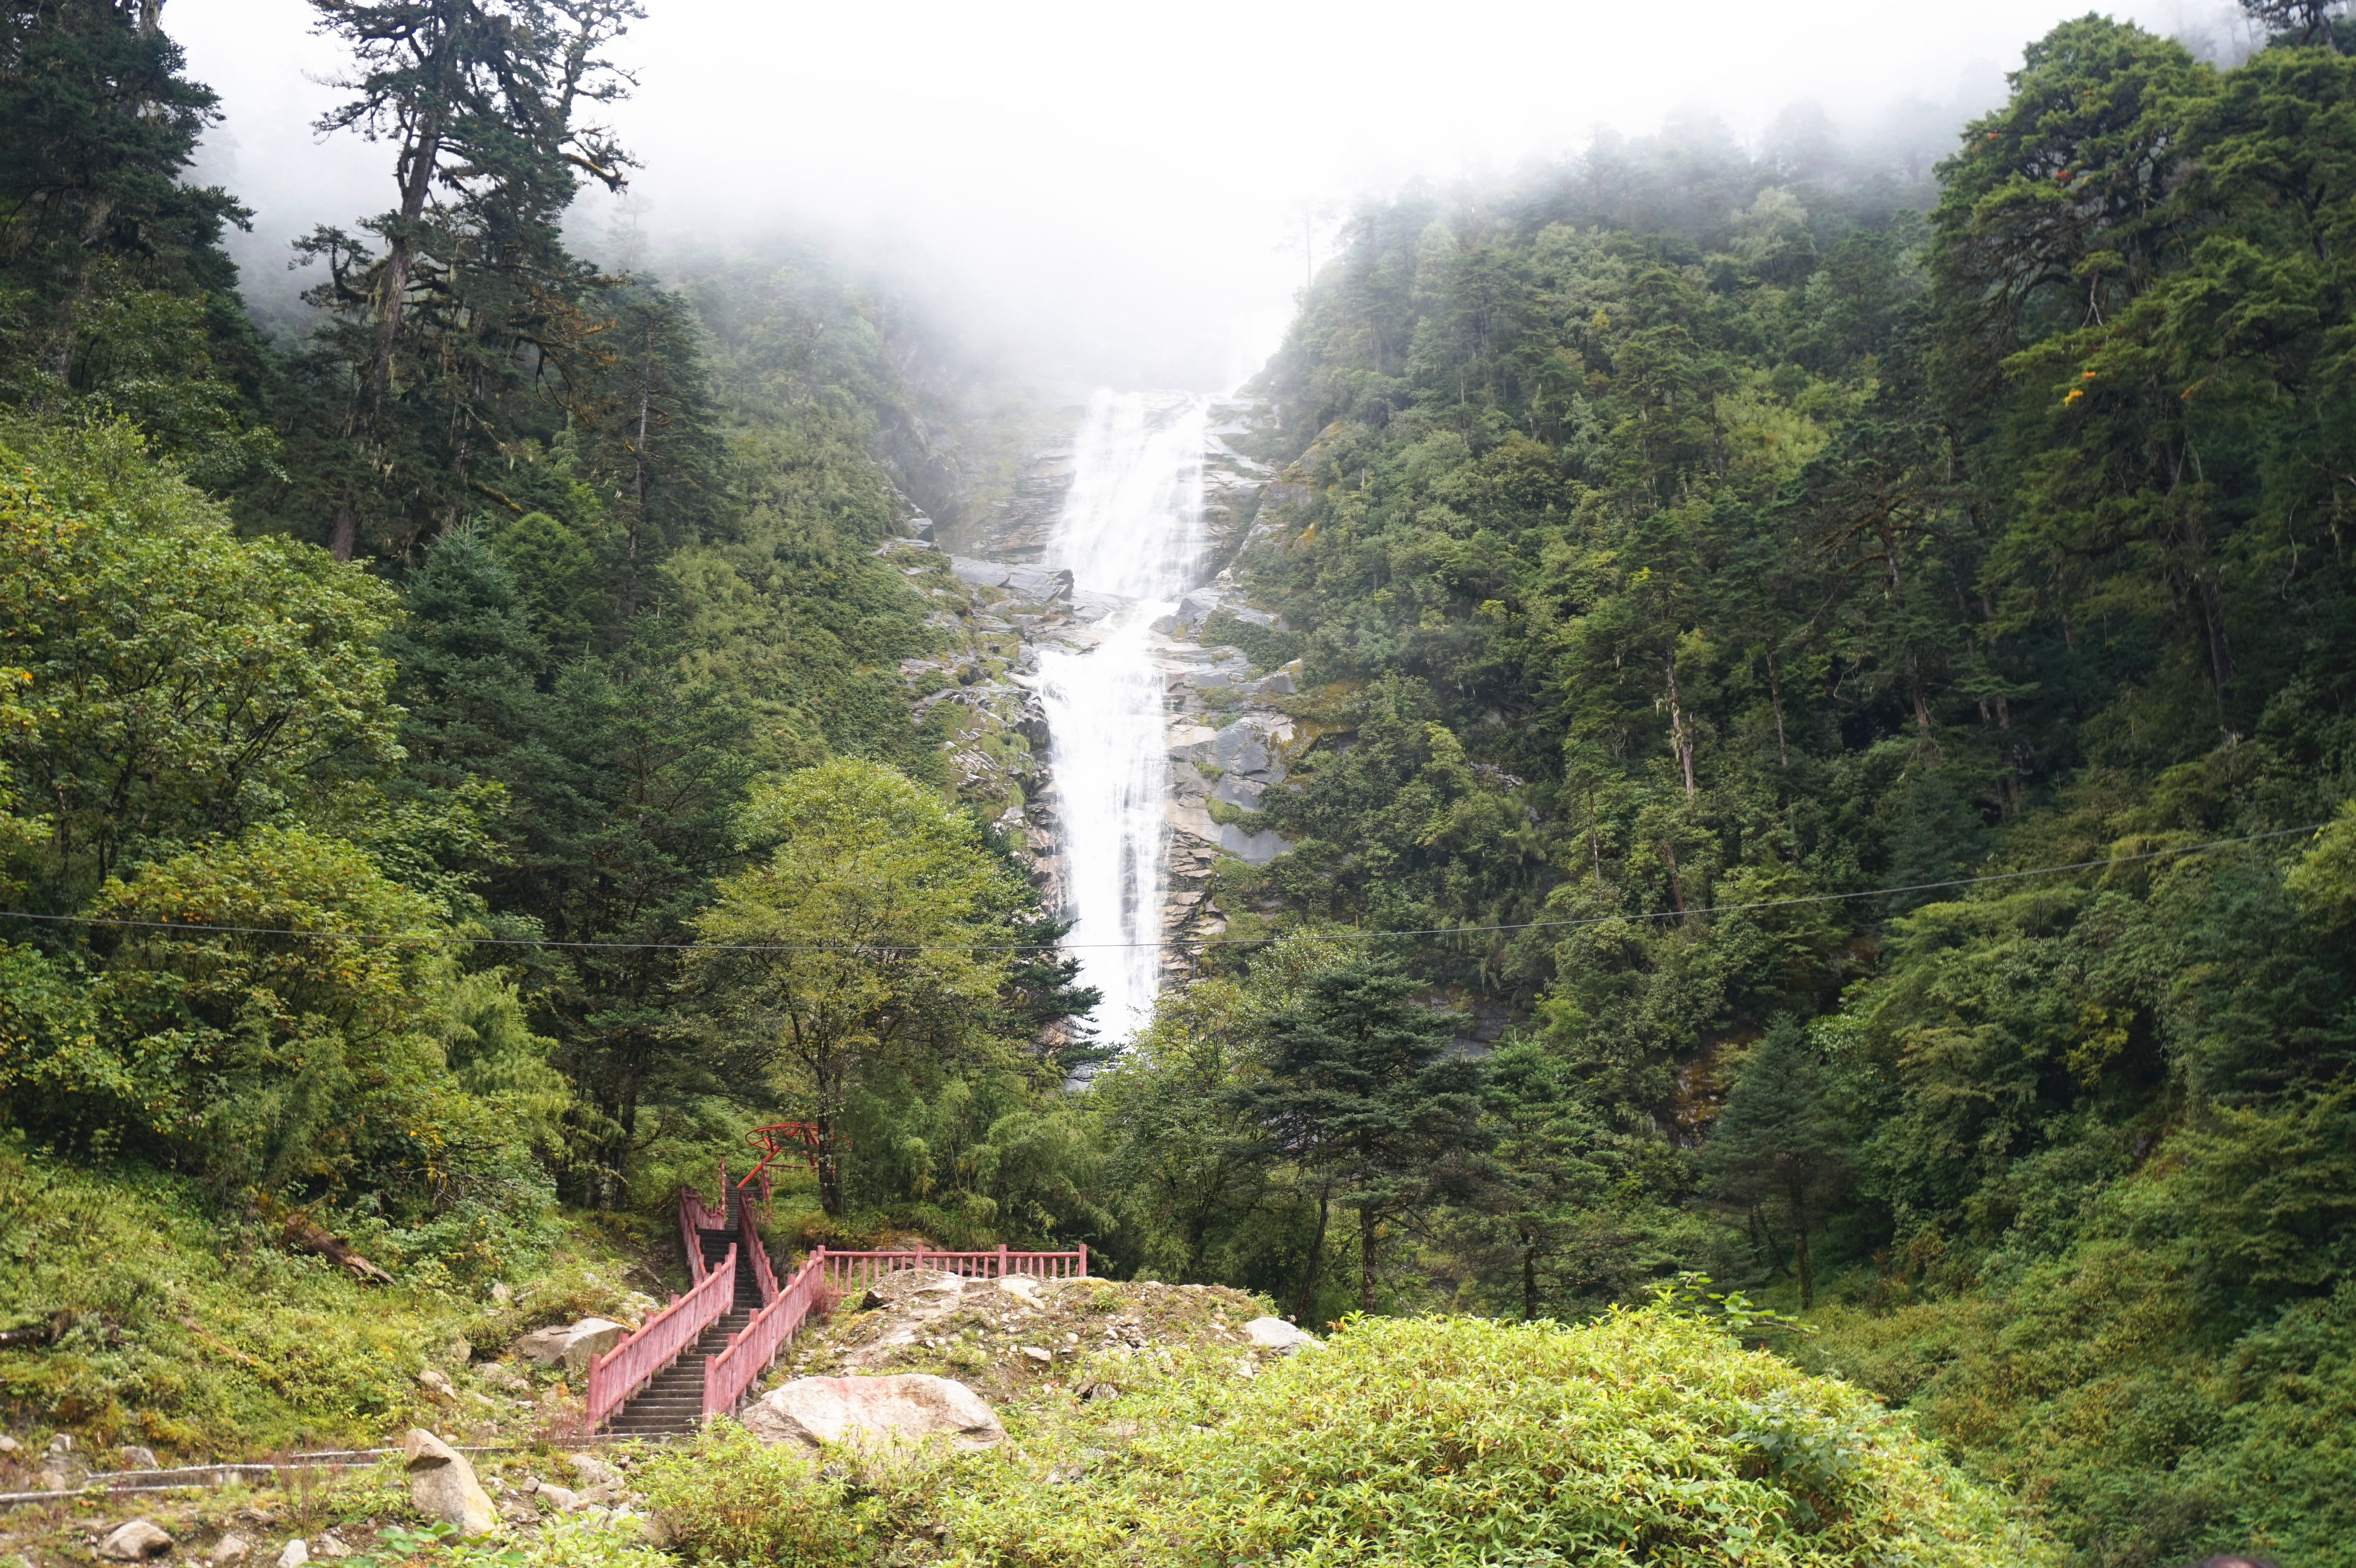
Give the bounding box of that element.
[741,1121,826,1186]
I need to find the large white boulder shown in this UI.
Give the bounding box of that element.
[740,1375,1005,1453]
[400,1429,496,1536]
[96,1521,172,1561]
[855,1268,964,1312]
[1243,1316,1318,1350]
[993,1274,1044,1305]
[513,1318,630,1373]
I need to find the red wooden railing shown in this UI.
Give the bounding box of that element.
[701,1253,824,1419]
[590,1157,1093,1430]
[679,1180,728,1284]
[812,1243,1088,1286]
[584,1242,737,1429]
[739,1189,778,1306]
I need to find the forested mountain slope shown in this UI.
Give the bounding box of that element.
[1139,16,2353,1562]
[0,0,1097,1401]
[2,1,2353,1562]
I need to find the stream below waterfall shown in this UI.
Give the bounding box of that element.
[1032,391,1210,1041]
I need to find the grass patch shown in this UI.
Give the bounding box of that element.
[0,1143,664,1457]
[640,1306,2052,1566]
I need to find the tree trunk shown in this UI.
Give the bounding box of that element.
[1663,639,1697,798]
[335,93,447,561]
[1766,649,1789,768]
[1359,1205,1380,1315]
[1521,1230,1539,1322]
[1294,1183,1330,1324]
[816,1110,843,1217]
[1790,1186,1814,1309]
[1907,650,1936,756]
[1656,838,1687,914]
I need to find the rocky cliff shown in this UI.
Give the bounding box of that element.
[892,396,1295,995]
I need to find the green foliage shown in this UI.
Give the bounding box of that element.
[1229,961,1485,1316]
[0,0,274,486]
[636,1420,884,1566]
[0,1135,628,1451]
[0,419,399,905]
[685,758,1038,1216]
[924,1309,2053,1566]
[1190,21,2356,1560]
[1706,1020,1852,1307]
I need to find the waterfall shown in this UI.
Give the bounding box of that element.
[1034,390,1209,1042]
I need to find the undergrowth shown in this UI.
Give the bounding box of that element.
[0,1140,661,1455]
[639,1307,2054,1567]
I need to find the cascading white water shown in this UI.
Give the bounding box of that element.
[1034,390,1209,1042]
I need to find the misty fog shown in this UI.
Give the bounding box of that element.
[180,0,2265,391]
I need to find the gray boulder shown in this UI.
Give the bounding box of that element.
[556,1321,629,1373]
[1175,587,1223,625]
[565,1452,618,1490]
[513,1318,630,1373]
[511,1325,570,1365]
[1220,822,1291,866]
[855,1268,963,1312]
[401,1428,496,1536]
[97,1521,173,1561]
[740,1375,1005,1453]
[116,1445,160,1471]
[948,556,1072,603]
[1243,1316,1319,1350]
[276,1540,308,1568]
[208,1534,253,1565]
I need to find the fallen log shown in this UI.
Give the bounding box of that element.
[281,1216,394,1285]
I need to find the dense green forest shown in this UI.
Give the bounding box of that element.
[2,0,2353,1563]
[0,0,1098,1258]
[1139,13,2355,1562]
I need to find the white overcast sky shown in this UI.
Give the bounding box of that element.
[174,0,2256,390]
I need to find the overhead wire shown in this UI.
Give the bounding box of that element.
[0,822,2323,955]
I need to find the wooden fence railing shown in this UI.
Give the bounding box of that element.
[701,1253,824,1419]
[740,1189,778,1305]
[584,1242,736,1429]
[811,1243,1088,1285]
[679,1184,728,1283]
[589,1168,1092,1430]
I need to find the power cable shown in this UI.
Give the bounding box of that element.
[0,822,2323,955]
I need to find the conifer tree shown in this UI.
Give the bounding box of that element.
[296,0,641,559]
[1706,1020,1850,1308]
[1230,963,1485,1317]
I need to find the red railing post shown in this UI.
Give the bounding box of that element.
[1078,1242,1089,1278]
[586,1240,737,1429]
[997,1243,1007,1277]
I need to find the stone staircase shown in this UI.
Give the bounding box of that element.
[602,1187,765,1438]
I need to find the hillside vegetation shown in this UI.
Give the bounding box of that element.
[1157,15,2354,1564]
[1,1,2351,1563]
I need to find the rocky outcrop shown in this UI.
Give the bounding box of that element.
[962,444,1078,562]
[512,1318,627,1373]
[740,1375,1006,1453]
[96,1521,173,1561]
[899,395,1295,1007]
[401,1428,496,1536]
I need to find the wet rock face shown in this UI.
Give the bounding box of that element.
[895,396,1292,1008]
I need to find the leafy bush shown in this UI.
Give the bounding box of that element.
[924,1307,2051,1566]
[0,1136,640,1452]
[637,1420,884,1565]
